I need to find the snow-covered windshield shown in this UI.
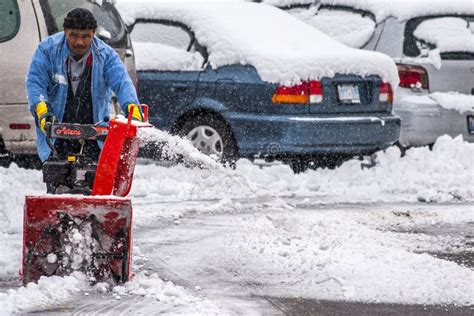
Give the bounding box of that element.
[117,1,398,86]
[413,17,474,59]
[318,0,474,22]
[287,7,376,48]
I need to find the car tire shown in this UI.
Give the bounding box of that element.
[179,114,238,163]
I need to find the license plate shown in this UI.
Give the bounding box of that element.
[468,115,474,134]
[337,84,360,104]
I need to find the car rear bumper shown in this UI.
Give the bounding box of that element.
[226,112,401,157]
[0,104,37,155]
[394,100,474,147]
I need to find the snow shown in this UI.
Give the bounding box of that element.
[414,17,474,54]
[111,272,221,314]
[0,272,221,314]
[213,209,473,305]
[0,273,88,314]
[288,7,376,48]
[130,135,474,206]
[117,0,399,87]
[398,92,474,115]
[260,0,317,7]
[318,0,474,22]
[1,133,474,311]
[429,92,474,114]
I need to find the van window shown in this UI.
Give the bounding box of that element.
[0,0,20,43]
[39,0,126,46]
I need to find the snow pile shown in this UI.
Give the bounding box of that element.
[110,272,222,314]
[0,273,88,314]
[117,1,399,86]
[261,0,316,7]
[0,272,222,315]
[429,92,474,114]
[131,136,474,205]
[133,42,204,71]
[217,210,474,305]
[0,164,43,233]
[0,165,42,280]
[398,92,474,115]
[414,17,474,54]
[319,0,474,22]
[290,7,376,48]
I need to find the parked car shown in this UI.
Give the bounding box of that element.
[117,1,400,166]
[0,0,137,167]
[269,0,474,148]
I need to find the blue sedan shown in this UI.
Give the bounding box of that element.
[121,2,401,165]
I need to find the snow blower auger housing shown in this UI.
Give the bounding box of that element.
[22,105,151,285]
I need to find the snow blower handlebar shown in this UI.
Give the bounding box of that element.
[44,119,109,159]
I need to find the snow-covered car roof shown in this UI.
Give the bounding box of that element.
[319,0,474,22]
[116,1,398,86]
[259,0,317,7]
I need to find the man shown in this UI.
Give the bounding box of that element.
[26,8,142,162]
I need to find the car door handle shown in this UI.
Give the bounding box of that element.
[171,85,188,92]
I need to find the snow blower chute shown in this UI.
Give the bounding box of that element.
[22,105,151,285]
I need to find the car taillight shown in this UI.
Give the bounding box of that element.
[379,82,393,103]
[9,123,31,130]
[272,80,323,104]
[397,64,429,90]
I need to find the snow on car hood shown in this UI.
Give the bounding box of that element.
[117,1,398,86]
[319,0,474,22]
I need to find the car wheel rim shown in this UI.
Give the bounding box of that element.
[187,125,224,159]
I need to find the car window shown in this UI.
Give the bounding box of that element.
[131,22,204,72]
[39,0,126,46]
[404,15,474,60]
[131,23,192,50]
[0,0,20,43]
[286,6,376,48]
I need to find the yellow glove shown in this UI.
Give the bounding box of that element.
[127,103,144,122]
[35,101,55,133]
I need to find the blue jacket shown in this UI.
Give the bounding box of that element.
[26,32,138,161]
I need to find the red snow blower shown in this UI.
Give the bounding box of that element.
[21,105,151,285]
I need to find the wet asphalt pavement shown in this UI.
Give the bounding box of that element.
[263,297,474,316]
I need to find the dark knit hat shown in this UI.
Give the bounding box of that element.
[63,8,97,30]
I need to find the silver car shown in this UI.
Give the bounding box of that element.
[269,0,474,148]
[0,0,137,167]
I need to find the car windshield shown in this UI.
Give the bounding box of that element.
[40,0,126,45]
[408,16,474,60]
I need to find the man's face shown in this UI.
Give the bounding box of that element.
[65,29,95,56]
